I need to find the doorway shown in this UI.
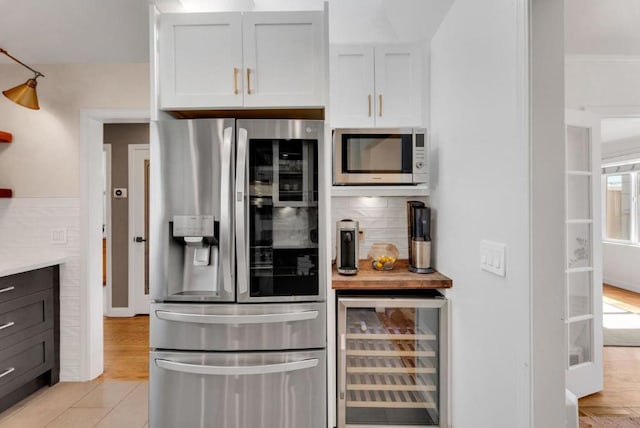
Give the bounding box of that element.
[103,124,150,316]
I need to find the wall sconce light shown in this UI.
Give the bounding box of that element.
[0,48,45,110]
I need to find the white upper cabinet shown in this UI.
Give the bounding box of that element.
[159,13,244,109]
[242,12,325,108]
[158,11,325,110]
[330,44,423,128]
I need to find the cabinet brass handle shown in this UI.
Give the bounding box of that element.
[368,95,372,117]
[233,67,239,95]
[0,367,15,379]
[0,286,15,294]
[378,94,383,117]
[246,68,252,94]
[0,322,14,331]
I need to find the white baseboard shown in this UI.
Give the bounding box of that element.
[106,307,135,317]
[604,277,640,294]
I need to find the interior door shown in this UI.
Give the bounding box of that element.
[565,109,603,398]
[130,145,150,315]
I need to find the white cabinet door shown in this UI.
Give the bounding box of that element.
[329,45,375,128]
[374,45,423,127]
[565,109,603,398]
[242,11,325,108]
[329,44,423,128]
[159,13,243,109]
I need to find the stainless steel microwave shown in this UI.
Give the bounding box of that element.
[333,128,428,185]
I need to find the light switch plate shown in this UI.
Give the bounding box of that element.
[51,228,68,245]
[481,240,506,277]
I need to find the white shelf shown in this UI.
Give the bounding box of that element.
[331,184,430,197]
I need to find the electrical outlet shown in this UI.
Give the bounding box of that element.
[358,229,365,241]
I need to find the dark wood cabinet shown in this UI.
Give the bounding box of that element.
[0,265,59,412]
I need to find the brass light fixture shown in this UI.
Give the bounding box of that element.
[0,48,45,110]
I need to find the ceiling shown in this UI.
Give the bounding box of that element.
[0,0,150,64]
[601,118,640,144]
[1,0,638,64]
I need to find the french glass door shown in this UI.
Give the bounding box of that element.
[565,109,603,398]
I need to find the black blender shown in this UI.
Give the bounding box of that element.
[407,201,433,273]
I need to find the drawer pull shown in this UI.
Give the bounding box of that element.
[0,367,15,379]
[0,286,15,294]
[0,321,14,331]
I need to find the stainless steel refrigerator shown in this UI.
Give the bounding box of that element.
[149,119,326,428]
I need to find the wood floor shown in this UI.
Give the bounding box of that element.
[100,315,149,380]
[579,285,640,427]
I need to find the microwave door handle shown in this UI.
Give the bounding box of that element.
[155,358,319,376]
[154,310,319,324]
[220,126,234,296]
[235,127,249,297]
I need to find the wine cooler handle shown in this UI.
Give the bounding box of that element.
[220,126,234,296]
[235,127,249,296]
[340,333,347,400]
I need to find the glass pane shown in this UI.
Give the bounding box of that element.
[567,223,592,269]
[605,174,631,240]
[248,139,319,297]
[345,306,440,426]
[569,319,592,367]
[568,271,592,318]
[567,174,591,220]
[566,125,590,172]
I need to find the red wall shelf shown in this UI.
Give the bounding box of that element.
[0,131,12,143]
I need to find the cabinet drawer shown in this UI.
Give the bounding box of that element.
[0,330,53,398]
[0,290,53,349]
[0,267,54,305]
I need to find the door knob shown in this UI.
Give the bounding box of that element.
[134,236,147,243]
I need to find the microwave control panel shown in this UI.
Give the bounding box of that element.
[412,130,428,184]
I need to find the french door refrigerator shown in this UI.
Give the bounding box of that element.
[149,119,326,428]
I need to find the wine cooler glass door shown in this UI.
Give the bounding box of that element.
[338,297,448,428]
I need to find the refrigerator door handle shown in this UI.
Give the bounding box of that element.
[155,358,319,376]
[220,126,234,296]
[155,309,319,325]
[235,127,249,296]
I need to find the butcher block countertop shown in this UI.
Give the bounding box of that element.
[332,259,453,290]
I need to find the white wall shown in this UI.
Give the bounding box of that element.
[0,63,149,381]
[566,56,640,293]
[0,63,149,197]
[565,56,640,109]
[430,0,560,426]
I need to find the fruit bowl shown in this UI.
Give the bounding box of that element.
[368,243,399,271]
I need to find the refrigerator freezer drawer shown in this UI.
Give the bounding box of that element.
[149,350,326,428]
[150,302,326,351]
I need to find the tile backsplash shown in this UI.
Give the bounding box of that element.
[331,196,429,261]
[0,198,81,381]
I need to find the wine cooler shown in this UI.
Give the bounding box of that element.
[337,296,448,428]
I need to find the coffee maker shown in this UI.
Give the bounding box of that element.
[336,219,359,275]
[407,201,433,273]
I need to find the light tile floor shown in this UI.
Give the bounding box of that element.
[0,380,148,428]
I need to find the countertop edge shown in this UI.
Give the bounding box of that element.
[0,256,67,277]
